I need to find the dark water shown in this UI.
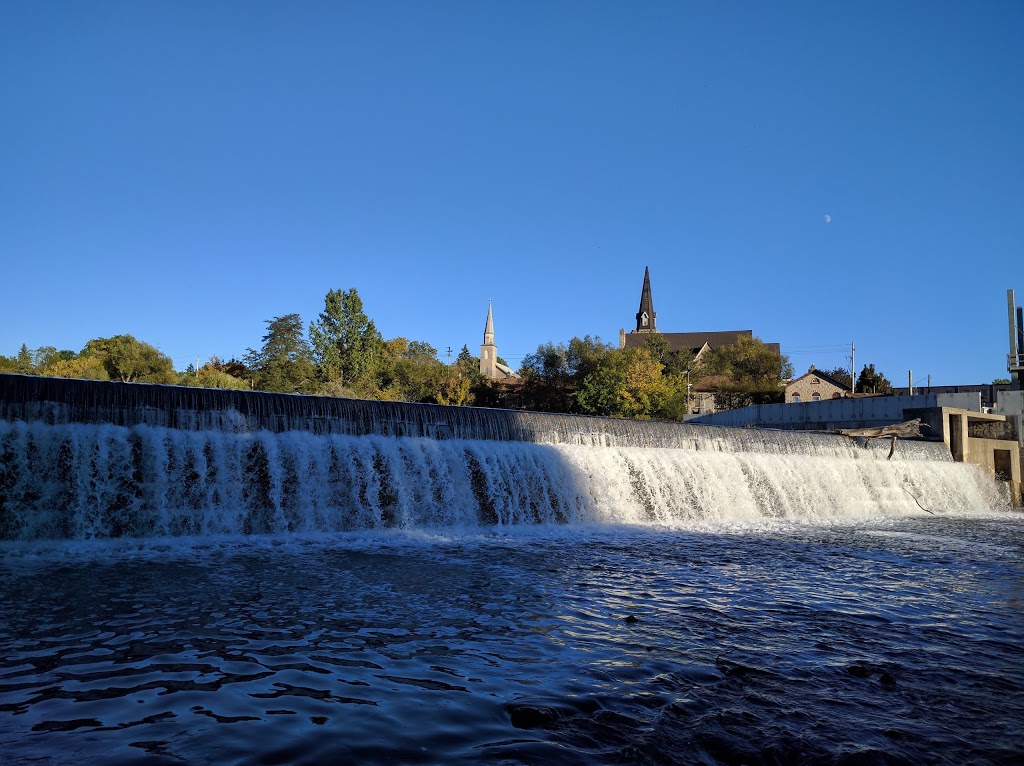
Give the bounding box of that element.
[1,517,1022,765]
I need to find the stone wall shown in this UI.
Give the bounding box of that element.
[786,374,846,404]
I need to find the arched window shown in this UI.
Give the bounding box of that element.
[792,393,801,403]
[641,312,649,327]
[832,392,842,399]
[811,392,821,402]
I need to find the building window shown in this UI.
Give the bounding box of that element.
[811,392,821,402]
[792,393,801,403]
[811,378,820,385]
[641,312,649,327]
[832,392,841,399]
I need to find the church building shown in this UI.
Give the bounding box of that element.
[619,266,780,359]
[480,302,520,382]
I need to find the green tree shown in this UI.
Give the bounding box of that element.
[570,337,625,416]
[46,353,110,380]
[246,314,316,393]
[619,347,672,419]
[207,356,250,381]
[826,366,853,390]
[438,345,496,407]
[15,344,34,374]
[518,342,576,413]
[32,347,75,376]
[378,337,446,402]
[699,336,791,394]
[309,288,385,393]
[855,364,892,394]
[576,355,626,416]
[642,335,696,377]
[178,357,251,390]
[456,344,476,368]
[83,335,176,383]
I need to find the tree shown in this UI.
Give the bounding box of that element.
[83,335,176,383]
[45,354,110,380]
[619,347,672,419]
[640,335,697,377]
[378,337,446,402]
[207,356,250,381]
[456,345,476,368]
[826,366,853,390]
[32,347,75,376]
[309,288,385,393]
[15,344,34,374]
[517,342,576,413]
[576,354,627,416]
[855,364,892,394]
[178,357,251,390]
[699,336,792,394]
[246,314,316,393]
[993,378,1011,385]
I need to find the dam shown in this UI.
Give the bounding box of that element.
[0,373,1006,541]
[1,373,1020,764]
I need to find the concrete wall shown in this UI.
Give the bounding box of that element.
[995,390,1024,458]
[967,436,1021,506]
[997,390,1024,416]
[688,393,980,431]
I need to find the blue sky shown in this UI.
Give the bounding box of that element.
[2,1,1021,385]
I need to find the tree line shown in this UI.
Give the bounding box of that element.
[0,289,499,406]
[513,333,794,419]
[3,286,895,420]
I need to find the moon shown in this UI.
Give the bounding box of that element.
[824,215,831,223]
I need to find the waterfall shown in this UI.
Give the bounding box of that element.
[0,375,1004,541]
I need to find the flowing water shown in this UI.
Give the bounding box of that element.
[0,377,1021,764]
[1,521,1022,765]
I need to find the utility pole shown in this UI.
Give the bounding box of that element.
[445,346,452,366]
[850,340,856,392]
[908,369,913,396]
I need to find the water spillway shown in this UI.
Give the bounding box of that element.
[0,374,1004,540]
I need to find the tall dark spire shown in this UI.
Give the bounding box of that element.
[635,266,657,333]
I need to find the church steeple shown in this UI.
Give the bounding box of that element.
[480,301,498,379]
[635,266,657,333]
[483,301,495,346]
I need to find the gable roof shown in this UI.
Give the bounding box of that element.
[786,367,850,391]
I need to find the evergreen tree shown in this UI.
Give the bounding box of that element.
[247,314,316,393]
[15,344,34,374]
[825,366,853,390]
[309,288,384,392]
[855,364,892,394]
[456,344,476,368]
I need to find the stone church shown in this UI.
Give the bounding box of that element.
[619,266,780,360]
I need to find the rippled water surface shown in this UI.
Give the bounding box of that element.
[2,516,1022,765]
